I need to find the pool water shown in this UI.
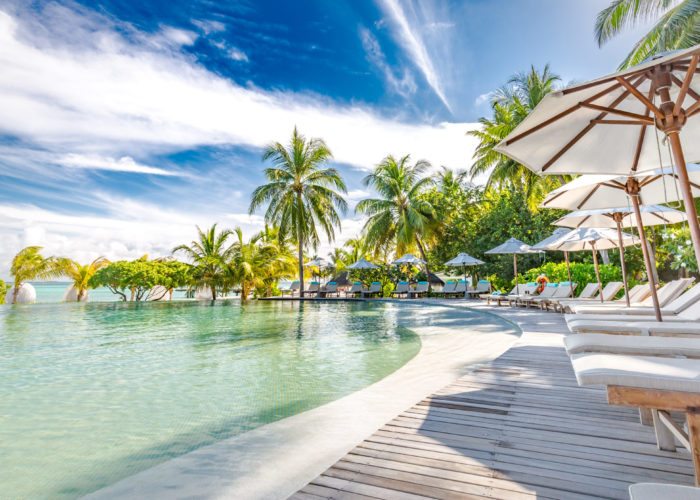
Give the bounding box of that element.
[0,300,420,499]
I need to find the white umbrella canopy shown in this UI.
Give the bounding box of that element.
[444,253,485,266]
[546,228,640,304]
[552,204,688,229]
[541,164,700,211]
[493,46,700,265]
[304,257,332,268]
[392,253,426,265]
[346,258,379,270]
[553,205,687,306]
[485,238,541,283]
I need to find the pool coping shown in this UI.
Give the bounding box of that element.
[83,300,523,500]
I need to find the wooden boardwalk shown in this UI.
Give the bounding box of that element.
[291,326,695,499]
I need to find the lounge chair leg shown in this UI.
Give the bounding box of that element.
[639,408,653,426]
[687,410,700,486]
[652,409,677,451]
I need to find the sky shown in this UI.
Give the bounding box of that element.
[0,0,652,278]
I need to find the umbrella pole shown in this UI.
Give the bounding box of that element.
[591,243,603,304]
[564,251,573,299]
[630,193,662,321]
[667,132,700,267]
[614,218,631,307]
[463,264,467,299]
[513,254,518,285]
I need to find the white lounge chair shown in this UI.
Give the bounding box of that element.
[300,281,320,297]
[390,281,410,298]
[362,281,382,298]
[556,281,624,313]
[408,281,429,298]
[551,282,602,312]
[345,282,363,298]
[485,283,533,305]
[570,352,700,481]
[566,283,654,314]
[434,281,456,298]
[571,278,695,315]
[281,281,300,296]
[537,281,578,310]
[319,282,339,297]
[565,333,700,358]
[629,483,700,500]
[519,283,560,308]
[466,280,490,298]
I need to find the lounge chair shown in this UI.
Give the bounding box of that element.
[345,282,363,298]
[280,281,300,296]
[485,283,530,305]
[466,280,491,298]
[570,352,700,481]
[408,281,429,299]
[319,282,339,298]
[555,281,624,313]
[433,281,456,298]
[499,281,544,306]
[550,282,600,312]
[519,283,559,308]
[362,281,382,298]
[536,281,578,310]
[300,281,320,297]
[629,483,700,500]
[447,280,468,298]
[565,333,700,358]
[390,281,410,298]
[571,278,695,315]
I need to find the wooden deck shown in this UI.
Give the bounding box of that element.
[291,316,695,499]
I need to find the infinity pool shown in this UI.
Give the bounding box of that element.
[0,300,420,499]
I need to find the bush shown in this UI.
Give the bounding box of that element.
[517,261,629,298]
[0,279,8,304]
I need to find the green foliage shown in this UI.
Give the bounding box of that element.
[348,263,400,297]
[659,226,698,273]
[595,0,700,69]
[9,246,63,304]
[89,260,191,301]
[519,261,626,297]
[0,279,9,304]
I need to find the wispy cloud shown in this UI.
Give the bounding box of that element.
[57,154,184,176]
[377,0,452,113]
[359,27,416,99]
[475,91,494,107]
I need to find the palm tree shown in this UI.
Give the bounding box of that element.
[249,127,348,295]
[595,0,700,69]
[435,165,469,193]
[468,65,565,208]
[356,154,437,288]
[58,256,110,302]
[173,224,233,300]
[9,246,63,303]
[240,226,296,298]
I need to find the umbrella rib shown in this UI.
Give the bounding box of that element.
[632,86,656,172]
[503,82,621,146]
[670,74,700,102]
[541,76,646,172]
[580,103,655,123]
[590,119,651,125]
[685,99,700,118]
[577,184,601,209]
[616,76,664,120]
[650,212,672,223]
[604,180,627,189]
[674,55,700,116]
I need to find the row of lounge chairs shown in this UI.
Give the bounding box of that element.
[281,280,493,299]
[553,277,700,491]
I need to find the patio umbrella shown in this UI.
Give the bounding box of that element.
[444,252,485,297]
[532,228,576,298]
[494,46,700,268]
[485,238,541,283]
[346,258,379,286]
[392,253,425,284]
[552,205,687,307]
[304,257,332,285]
[541,168,699,319]
[545,228,640,304]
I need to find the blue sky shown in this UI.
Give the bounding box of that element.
[0,0,650,277]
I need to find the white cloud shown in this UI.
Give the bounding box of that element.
[57,154,184,176]
[475,91,494,106]
[191,19,226,35]
[229,47,249,62]
[0,8,478,172]
[377,0,452,112]
[359,27,416,99]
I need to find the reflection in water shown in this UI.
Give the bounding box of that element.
[0,300,419,499]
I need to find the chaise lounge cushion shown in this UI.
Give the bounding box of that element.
[570,353,700,392]
[629,483,700,500]
[565,334,700,357]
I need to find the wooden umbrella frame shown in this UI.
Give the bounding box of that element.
[503,51,700,273]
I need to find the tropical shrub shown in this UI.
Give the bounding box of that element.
[89,260,191,301]
[0,279,9,304]
[658,226,698,274]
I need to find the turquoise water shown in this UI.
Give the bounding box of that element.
[12,282,190,303]
[0,300,420,499]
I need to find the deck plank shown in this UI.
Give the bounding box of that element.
[292,306,695,499]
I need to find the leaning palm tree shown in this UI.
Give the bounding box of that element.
[468,65,565,208]
[58,256,110,302]
[173,224,233,300]
[9,246,63,303]
[249,127,347,295]
[356,154,437,288]
[596,0,700,69]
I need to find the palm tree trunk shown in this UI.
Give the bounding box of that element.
[415,237,432,292]
[12,280,20,303]
[77,287,84,302]
[297,235,304,296]
[211,284,217,301]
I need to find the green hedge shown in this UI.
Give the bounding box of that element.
[515,262,629,298]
